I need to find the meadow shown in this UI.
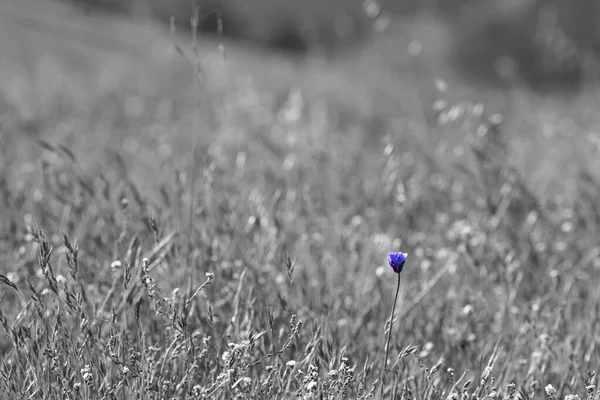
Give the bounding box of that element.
[1,0,600,399]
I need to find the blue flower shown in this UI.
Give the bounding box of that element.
[388,252,408,274]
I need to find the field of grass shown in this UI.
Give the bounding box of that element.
[2,1,600,399]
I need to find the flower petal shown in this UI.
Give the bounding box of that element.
[387,252,408,273]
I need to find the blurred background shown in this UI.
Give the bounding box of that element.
[58,0,600,93]
[3,1,600,394]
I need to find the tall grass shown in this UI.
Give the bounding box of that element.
[2,4,600,400]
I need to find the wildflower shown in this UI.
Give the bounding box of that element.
[545,385,557,400]
[565,395,581,400]
[544,384,555,395]
[381,251,408,398]
[387,252,408,273]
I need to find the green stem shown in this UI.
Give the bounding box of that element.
[380,273,402,398]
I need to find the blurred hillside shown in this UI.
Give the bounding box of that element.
[453,0,600,91]
[63,0,600,92]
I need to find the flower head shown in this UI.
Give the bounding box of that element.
[387,252,408,273]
